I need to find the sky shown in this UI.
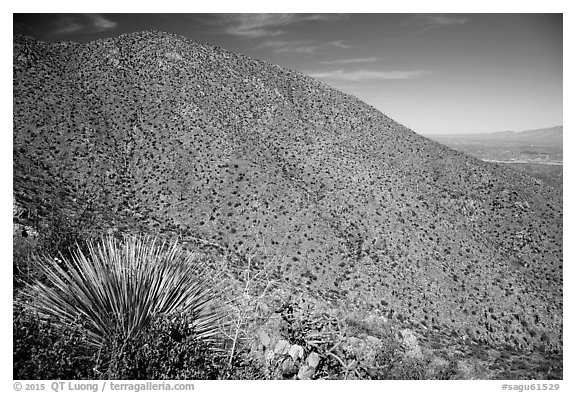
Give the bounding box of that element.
[13,13,563,135]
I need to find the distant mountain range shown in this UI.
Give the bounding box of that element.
[428,126,563,145]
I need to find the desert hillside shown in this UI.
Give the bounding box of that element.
[13,31,562,378]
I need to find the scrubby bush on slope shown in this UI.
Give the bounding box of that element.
[16,234,225,378]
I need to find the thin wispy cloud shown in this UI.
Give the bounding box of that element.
[53,15,83,35]
[257,38,354,55]
[307,69,431,81]
[409,14,469,32]
[257,40,319,54]
[220,13,346,39]
[420,14,469,26]
[331,40,355,49]
[87,14,117,32]
[52,14,117,36]
[222,14,294,38]
[319,57,378,65]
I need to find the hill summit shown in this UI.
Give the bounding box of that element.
[13,31,562,375]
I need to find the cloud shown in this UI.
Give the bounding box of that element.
[330,40,355,49]
[319,57,378,65]
[220,13,346,39]
[410,14,469,31]
[222,14,294,38]
[53,15,83,35]
[52,14,117,36]
[257,37,355,55]
[307,69,431,81]
[420,14,469,26]
[86,14,117,32]
[257,40,320,54]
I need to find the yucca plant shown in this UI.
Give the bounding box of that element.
[23,234,223,352]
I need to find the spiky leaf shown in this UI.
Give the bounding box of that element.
[25,234,223,350]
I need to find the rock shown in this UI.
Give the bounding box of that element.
[306,352,320,368]
[264,349,275,363]
[274,339,290,355]
[400,329,423,359]
[281,357,297,377]
[366,335,381,347]
[259,331,271,347]
[289,344,304,360]
[298,365,315,380]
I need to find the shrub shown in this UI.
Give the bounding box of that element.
[13,203,96,290]
[104,314,226,379]
[22,234,224,371]
[13,229,39,290]
[35,210,93,261]
[14,300,266,380]
[13,303,98,379]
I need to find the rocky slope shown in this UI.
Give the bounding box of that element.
[13,31,562,370]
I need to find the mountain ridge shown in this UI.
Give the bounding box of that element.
[427,125,562,142]
[13,31,563,373]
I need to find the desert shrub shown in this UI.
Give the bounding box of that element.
[13,230,39,290]
[15,234,277,379]
[218,252,278,370]
[272,298,373,379]
[278,300,317,346]
[104,314,226,379]
[14,304,260,380]
[13,303,98,379]
[36,210,93,261]
[222,349,266,380]
[23,234,224,366]
[382,357,429,380]
[13,206,96,290]
[433,360,460,380]
[268,297,461,380]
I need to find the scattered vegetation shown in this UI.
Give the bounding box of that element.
[13,229,462,380]
[13,31,562,379]
[13,229,560,379]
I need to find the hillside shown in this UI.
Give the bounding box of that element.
[13,31,562,378]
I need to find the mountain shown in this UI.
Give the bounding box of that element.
[428,126,563,146]
[495,126,562,143]
[13,32,562,376]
